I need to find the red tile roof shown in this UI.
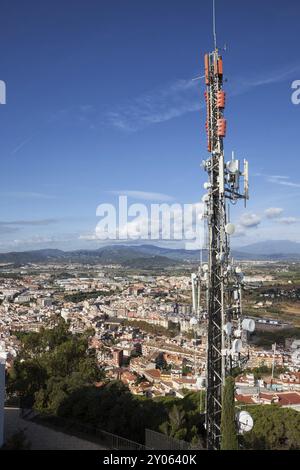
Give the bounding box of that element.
[277,392,300,406]
[235,391,300,406]
[144,369,161,379]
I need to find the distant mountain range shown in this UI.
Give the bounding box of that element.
[0,240,300,268]
[234,240,300,256]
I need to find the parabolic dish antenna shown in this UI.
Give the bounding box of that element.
[236,411,254,434]
[232,338,242,353]
[223,322,232,336]
[226,159,239,174]
[242,318,255,333]
[225,223,235,235]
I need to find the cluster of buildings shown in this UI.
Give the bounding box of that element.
[0,261,299,405]
[235,371,300,411]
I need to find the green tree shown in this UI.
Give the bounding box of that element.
[7,321,104,412]
[160,404,187,440]
[242,405,300,450]
[220,377,238,450]
[155,352,167,370]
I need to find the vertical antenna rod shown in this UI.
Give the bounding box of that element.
[213,0,217,50]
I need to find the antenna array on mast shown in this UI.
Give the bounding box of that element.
[191,0,252,450]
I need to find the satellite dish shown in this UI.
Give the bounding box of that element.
[202,194,209,203]
[225,223,235,235]
[242,318,255,333]
[202,264,209,272]
[203,182,211,190]
[236,411,254,434]
[190,317,198,326]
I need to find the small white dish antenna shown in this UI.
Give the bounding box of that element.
[225,223,235,235]
[202,264,209,272]
[236,411,254,434]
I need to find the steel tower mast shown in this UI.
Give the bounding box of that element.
[201,1,249,450]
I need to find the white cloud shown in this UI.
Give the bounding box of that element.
[230,63,300,97]
[254,173,300,188]
[107,190,175,202]
[0,233,80,251]
[255,173,300,189]
[231,224,246,238]
[104,62,300,132]
[0,219,59,226]
[0,226,19,236]
[265,207,283,219]
[239,213,262,228]
[243,64,300,88]
[275,217,299,225]
[11,136,35,155]
[266,175,300,189]
[82,201,205,245]
[105,78,201,132]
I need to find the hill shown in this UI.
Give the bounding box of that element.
[0,241,300,267]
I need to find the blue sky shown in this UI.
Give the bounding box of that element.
[0,0,300,252]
